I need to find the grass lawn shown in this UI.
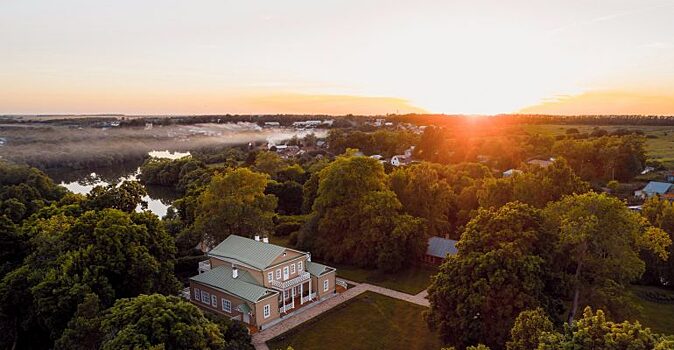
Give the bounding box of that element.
[333,264,437,295]
[266,291,442,350]
[631,285,674,334]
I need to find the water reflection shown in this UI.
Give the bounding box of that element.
[48,157,177,217]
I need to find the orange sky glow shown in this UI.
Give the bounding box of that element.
[2,0,674,115]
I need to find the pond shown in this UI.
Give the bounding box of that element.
[49,151,188,217]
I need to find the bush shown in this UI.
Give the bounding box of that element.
[288,231,300,247]
[636,289,674,304]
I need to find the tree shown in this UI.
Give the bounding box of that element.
[86,180,148,212]
[254,151,286,177]
[390,163,458,236]
[640,196,674,286]
[543,192,671,324]
[506,308,554,350]
[61,294,252,350]
[195,168,277,246]
[301,155,426,270]
[266,181,304,215]
[0,209,181,348]
[426,202,559,349]
[538,307,674,349]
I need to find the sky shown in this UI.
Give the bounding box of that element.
[1,0,674,115]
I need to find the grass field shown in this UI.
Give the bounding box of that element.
[521,124,674,168]
[333,264,437,295]
[631,285,674,334]
[266,291,442,350]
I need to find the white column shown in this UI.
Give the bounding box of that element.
[282,289,286,314]
[300,282,304,305]
[309,279,312,301]
[291,287,295,309]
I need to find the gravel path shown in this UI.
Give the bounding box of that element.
[252,281,430,350]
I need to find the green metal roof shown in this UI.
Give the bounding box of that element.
[209,235,288,270]
[237,303,252,314]
[190,265,277,303]
[307,261,335,277]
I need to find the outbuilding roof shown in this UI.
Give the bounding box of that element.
[426,236,458,259]
[306,261,335,277]
[190,265,277,303]
[642,181,673,195]
[208,235,288,270]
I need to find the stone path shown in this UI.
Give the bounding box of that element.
[252,281,429,350]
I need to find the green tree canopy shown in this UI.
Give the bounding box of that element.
[58,294,252,350]
[195,168,277,245]
[543,192,671,324]
[426,202,559,349]
[0,209,180,348]
[641,196,674,287]
[86,180,147,212]
[301,155,426,271]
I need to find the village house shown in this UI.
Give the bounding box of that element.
[391,146,416,167]
[527,158,554,168]
[422,236,458,265]
[634,181,674,199]
[188,235,337,330]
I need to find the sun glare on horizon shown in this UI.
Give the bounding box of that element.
[1,0,674,115]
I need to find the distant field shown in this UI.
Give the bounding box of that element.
[266,291,442,350]
[522,124,674,169]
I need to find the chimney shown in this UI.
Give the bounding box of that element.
[232,266,238,279]
[262,236,269,243]
[254,235,260,242]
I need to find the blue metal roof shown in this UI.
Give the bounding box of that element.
[642,181,673,195]
[426,236,458,259]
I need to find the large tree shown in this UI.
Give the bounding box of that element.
[301,155,425,271]
[537,307,674,349]
[543,192,671,324]
[390,162,457,236]
[426,202,560,349]
[195,168,277,245]
[57,294,252,350]
[640,196,674,287]
[0,208,181,349]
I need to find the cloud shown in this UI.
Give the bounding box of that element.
[518,90,674,115]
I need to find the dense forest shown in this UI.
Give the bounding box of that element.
[2,119,674,349]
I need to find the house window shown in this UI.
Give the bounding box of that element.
[323,279,329,292]
[201,291,210,304]
[267,272,273,283]
[298,261,303,271]
[284,290,289,299]
[194,288,200,300]
[283,266,289,280]
[211,294,217,307]
[222,299,232,313]
[276,269,281,280]
[263,304,271,318]
[290,263,296,274]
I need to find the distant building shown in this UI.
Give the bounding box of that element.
[264,122,280,127]
[391,155,411,167]
[503,169,523,177]
[634,181,674,199]
[527,158,554,168]
[423,236,458,265]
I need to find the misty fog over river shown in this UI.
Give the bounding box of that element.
[33,125,328,217]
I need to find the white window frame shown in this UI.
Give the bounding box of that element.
[323,279,329,292]
[263,304,271,318]
[276,269,281,280]
[298,261,303,271]
[284,290,289,299]
[201,291,210,304]
[222,298,232,313]
[211,294,217,307]
[290,263,296,274]
[267,272,273,283]
[194,288,200,300]
[283,266,289,281]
